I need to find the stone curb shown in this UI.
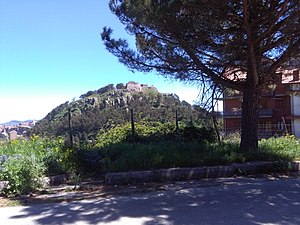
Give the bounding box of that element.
[105,161,300,185]
[291,161,300,171]
[1,162,299,191]
[42,174,70,186]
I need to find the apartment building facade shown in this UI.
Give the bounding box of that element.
[222,69,300,138]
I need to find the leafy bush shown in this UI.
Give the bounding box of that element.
[0,136,66,195]
[0,155,46,196]
[180,126,216,143]
[95,122,216,147]
[95,123,132,147]
[70,146,102,176]
[255,135,300,161]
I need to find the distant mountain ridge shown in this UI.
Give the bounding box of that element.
[29,81,210,140]
[1,120,36,126]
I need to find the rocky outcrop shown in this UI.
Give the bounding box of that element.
[79,82,158,99]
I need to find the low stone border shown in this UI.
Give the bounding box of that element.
[1,162,299,190]
[105,161,300,185]
[42,174,70,186]
[291,161,300,171]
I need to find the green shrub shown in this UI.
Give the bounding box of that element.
[181,126,216,143]
[0,155,46,196]
[256,135,300,161]
[0,136,66,195]
[95,123,132,147]
[95,122,216,147]
[71,147,102,175]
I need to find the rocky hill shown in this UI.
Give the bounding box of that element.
[29,82,210,141]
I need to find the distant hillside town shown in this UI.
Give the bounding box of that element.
[0,120,37,140]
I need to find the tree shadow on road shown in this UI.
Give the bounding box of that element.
[8,177,300,225]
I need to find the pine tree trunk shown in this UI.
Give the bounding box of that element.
[240,87,261,152]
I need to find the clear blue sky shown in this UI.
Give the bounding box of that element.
[0,0,200,123]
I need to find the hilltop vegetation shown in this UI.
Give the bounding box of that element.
[29,82,213,142]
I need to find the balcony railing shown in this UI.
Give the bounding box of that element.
[223,109,273,118]
[224,124,291,139]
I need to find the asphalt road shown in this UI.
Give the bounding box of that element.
[0,176,299,225]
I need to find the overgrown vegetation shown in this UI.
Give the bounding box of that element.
[1,125,299,196]
[257,135,300,161]
[0,136,65,196]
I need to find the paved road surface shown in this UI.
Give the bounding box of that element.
[0,176,299,225]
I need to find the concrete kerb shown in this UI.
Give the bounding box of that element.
[291,161,300,171]
[105,161,300,185]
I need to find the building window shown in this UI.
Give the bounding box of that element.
[275,99,284,109]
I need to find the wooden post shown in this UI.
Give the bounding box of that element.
[175,110,179,132]
[175,110,181,141]
[282,117,288,135]
[131,108,135,144]
[68,108,73,148]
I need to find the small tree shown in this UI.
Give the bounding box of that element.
[102,0,300,151]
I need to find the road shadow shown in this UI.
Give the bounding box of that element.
[8,177,300,225]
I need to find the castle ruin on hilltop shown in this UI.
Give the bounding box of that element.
[79,81,158,99]
[123,81,157,93]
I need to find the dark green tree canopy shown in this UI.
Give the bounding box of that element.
[102,0,300,151]
[102,0,299,90]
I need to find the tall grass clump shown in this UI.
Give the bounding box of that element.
[99,141,244,173]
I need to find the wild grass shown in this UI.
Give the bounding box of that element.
[98,135,300,172]
[0,133,299,195]
[101,142,243,172]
